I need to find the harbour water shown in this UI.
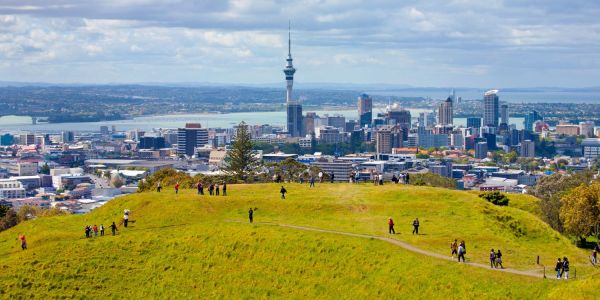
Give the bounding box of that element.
[0,109,524,133]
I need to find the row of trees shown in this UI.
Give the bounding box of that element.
[0,204,66,232]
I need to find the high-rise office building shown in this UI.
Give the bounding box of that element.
[520,140,535,158]
[358,93,373,127]
[579,121,595,138]
[386,103,411,140]
[284,24,303,137]
[475,142,488,159]
[437,97,453,125]
[524,111,541,132]
[61,131,75,143]
[500,104,509,125]
[303,112,318,135]
[177,123,208,157]
[466,117,482,129]
[325,114,346,131]
[375,125,403,154]
[140,136,166,150]
[483,90,499,127]
[0,134,14,146]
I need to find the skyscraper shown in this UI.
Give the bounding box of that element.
[284,23,303,137]
[466,117,482,129]
[386,103,411,140]
[500,104,509,125]
[375,125,402,154]
[437,96,453,125]
[358,93,372,127]
[177,123,208,157]
[483,90,499,127]
[524,110,541,132]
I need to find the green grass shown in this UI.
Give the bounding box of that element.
[0,183,598,298]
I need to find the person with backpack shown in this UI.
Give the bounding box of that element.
[562,257,570,279]
[495,249,503,268]
[388,218,396,234]
[110,222,118,236]
[280,186,287,199]
[457,241,466,262]
[489,249,496,268]
[222,182,227,196]
[100,224,105,236]
[197,181,203,195]
[123,211,129,228]
[555,258,562,279]
[412,218,420,235]
[450,239,458,259]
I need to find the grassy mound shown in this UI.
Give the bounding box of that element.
[0,183,597,298]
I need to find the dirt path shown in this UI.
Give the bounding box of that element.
[226,220,550,279]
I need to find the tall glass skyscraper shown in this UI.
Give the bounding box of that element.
[483,90,499,127]
[358,93,372,127]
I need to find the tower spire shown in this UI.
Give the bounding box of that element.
[288,20,291,57]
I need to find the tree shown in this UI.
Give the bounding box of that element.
[112,176,124,188]
[529,171,597,232]
[0,209,18,232]
[40,163,50,175]
[226,122,260,180]
[560,183,600,242]
[0,205,9,218]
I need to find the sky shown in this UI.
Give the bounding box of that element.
[0,0,599,87]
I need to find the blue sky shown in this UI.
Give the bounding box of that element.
[0,0,599,87]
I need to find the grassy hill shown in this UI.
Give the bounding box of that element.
[0,183,598,298]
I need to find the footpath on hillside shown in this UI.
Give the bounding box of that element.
[226,220,549,279]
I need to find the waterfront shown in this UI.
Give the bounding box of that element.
[0,109,524,133]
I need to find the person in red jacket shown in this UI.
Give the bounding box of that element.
[388,218,395,234]
[19,234,27,250]
[175,182,180,194]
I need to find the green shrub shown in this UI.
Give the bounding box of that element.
[479,191,510,206]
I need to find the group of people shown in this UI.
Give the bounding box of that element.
[450,239,468,262]
[84,222,119,238]
[156,180,228,196]
[391,173,410,185]
[387,217,420,235]
[489,249,504,268]
[555,257,570,279]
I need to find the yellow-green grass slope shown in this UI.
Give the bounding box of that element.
[0,183,597,299]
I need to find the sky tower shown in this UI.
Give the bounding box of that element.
[284,22,303,137]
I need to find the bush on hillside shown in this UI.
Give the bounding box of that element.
[479,191,510,206]
[0,204,9,218]
[410,173,455,189]
[560,183,600,243]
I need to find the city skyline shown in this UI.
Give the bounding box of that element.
[0,1,599,87]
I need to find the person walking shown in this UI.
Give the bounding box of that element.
[222,182,227,196]
[174,182,180,194]
[93,224,98,238]
[450,239,458,259]
[110,222,118,236]
[562,257,570,279]
[495,249,504,268]
[330,172,335,183]
[388,218,396,234]
[489,249,496,268]
[123,211,129,228]
[405,173,410,184]
[280,186,287,199]
[208,184,214,196]
[555,258,562,279]
[354,172,360,183]
[248,208,254,223]
[309,177,315,188]
[379,174,384,186]
[85,225,90,238]
[197,181,203,195]
[412,218,420,235]
[457,241,466,262]
[318,172,323,183]
[100,224,105,237]
[156,181,162,192]
[215,183,220,196]
[592,249,598,265]
[19,234,27,250]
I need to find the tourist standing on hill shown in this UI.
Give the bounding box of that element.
[174,182,180,194]
[318,172,323,183]
[412,218,420,235]
[355,172,360,183]
[222,182,227,196]
[391,174,398,184]
[208,184,214,196]
[156,181,162,192]
[100,224,105,236]
[489,249,496,268]
[248,208,254,223]
[309,176,315,188]
[562,257,570,279]
[592,249,597,265]
[405,173,410,184]
[450,239,458,259]
[19,234,27,250]
[215,183,220,196]
[388,218,396,234]
[197,181,204,195]
[280,186,287,199]
[84,225,90,238]
[379,174,384,185]
[123,210,129,228]
[495,250,503,268]
[457,241,466,262]
[110,222,118,236]
[555,258,562,279]
[93,224,98,238]
[330,172,335,183]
